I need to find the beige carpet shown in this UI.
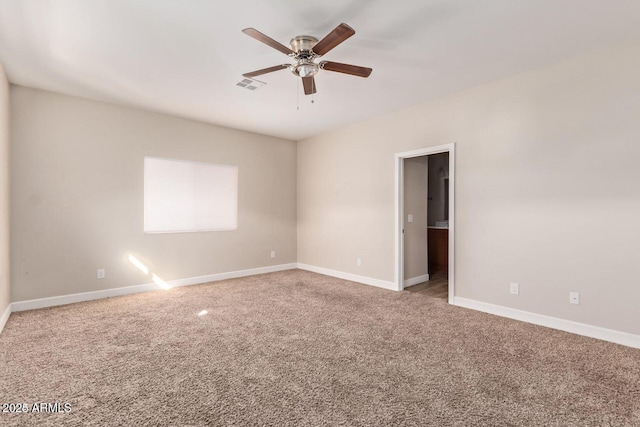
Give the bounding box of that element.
[1,269,639,426]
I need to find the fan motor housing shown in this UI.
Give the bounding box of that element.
[290,35,318,53]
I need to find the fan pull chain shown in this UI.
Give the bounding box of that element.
[297,78,300,110]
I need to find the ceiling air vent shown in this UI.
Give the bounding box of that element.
[236,78,266,91]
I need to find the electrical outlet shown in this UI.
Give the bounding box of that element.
[270,251,276,259]
[510,282,519,295]
[97,269,105,279]
[569,292,580,305]
[357,258,362,267]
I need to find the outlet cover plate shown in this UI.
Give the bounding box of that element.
[510,282,519,295]
[570,292,580,305]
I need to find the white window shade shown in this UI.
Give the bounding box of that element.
[144,157,238,233]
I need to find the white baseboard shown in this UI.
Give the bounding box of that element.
[11,263,298,313]
[297,263,398,291]
[9,265,637,350]
[453,297,640,350]
[404,274,429,288]
[0,303,11,334]
[167,263,297,288]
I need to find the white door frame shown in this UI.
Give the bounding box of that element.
[394,143,455,304]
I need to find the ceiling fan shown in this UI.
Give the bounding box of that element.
[241,23,372,95]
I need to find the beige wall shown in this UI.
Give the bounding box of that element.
[403,156,428,282]
[298,39,640,335]
[0,62,9,315]
[10,87,297,301]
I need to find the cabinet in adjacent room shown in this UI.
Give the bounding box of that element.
[428,227,448,276]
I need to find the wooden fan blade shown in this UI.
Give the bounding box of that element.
[302,76,316,95]
[312,23,355,56]
[242,28,294,55]
[321,61,372,78]
[243,64,289,78]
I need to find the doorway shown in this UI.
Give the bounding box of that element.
[394,144,455,304]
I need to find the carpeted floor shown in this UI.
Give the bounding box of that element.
[1,269,639,426]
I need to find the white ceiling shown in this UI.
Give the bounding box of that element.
[1,0,639,141]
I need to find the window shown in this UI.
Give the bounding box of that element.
[144,157,238,233]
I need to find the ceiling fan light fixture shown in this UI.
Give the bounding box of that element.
[293,62,319,78]
[242,23,371,95]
